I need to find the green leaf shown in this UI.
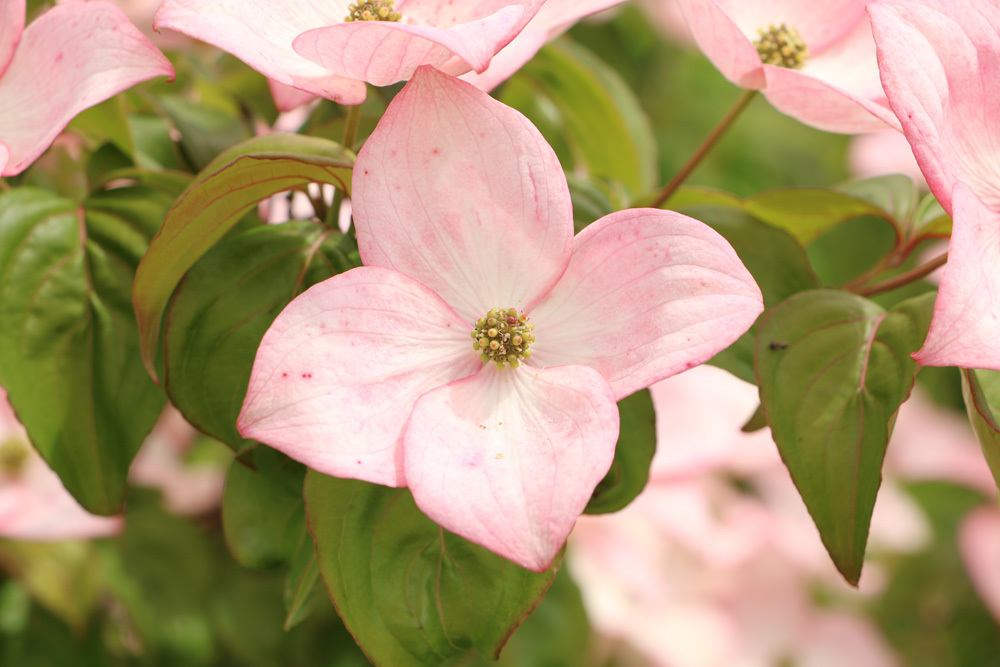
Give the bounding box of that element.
[960,369,1000,492]
[835,174,918,225]
[222,448,306,568]
[0,188,167,514]
[678,204,820,383]
[133,134,354,379]
[744,187,900,246]
[160,95,252,170]
[585,389,656,514]
[755,290,934,584]
[304,473,558,666]
[283,530,324,631]
[164,222,356,449]
[68,96,136,160]
[504,39,657,199]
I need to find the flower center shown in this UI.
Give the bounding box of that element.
[345,0,402,22]
[0,437,28,477]
[754,23,808,69]
[471,308,535,369]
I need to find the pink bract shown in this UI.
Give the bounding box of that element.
[870,0,1000,369]
[960,508,1000,624]
[154,0,545,110]
[238,66,763,571]
[676,0,899,133]
[0,0,173,177]
[0,389,121,541]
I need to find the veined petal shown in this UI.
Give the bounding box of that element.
[762,17,899,133]
[960,508,1000,624]
[155,0,367,104]
[870,0,1000,212]
[0,0,24,79]
[353,66,573,322]
[238,267,480,488]
[461,0,626,91]
[403,364,619,571]
[914,186,1000,369]
[293,1,541,86]
[675,0,765,88]
[267,78,319,113]
[0,1,173,176]
[529,209,763,400]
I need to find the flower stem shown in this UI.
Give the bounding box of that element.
[328,104,364,228]
[855,252,948,297]
[648,90,757,209]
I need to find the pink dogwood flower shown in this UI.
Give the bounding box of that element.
[870,0,1000,369]
[675,0,899,133]
[237,66,763,571]
[0,389,121,541]
[154,0,541,110]
[156,0,624,112]
[0,0,173,176]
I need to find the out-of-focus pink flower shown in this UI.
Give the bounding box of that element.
[237,67,763,571]
[675,0,899,133]
[572,364,1000,666]
[0,389,121,541]
[960,507,1000,623]
[154,0,548,111]
[848,130,926,185]
[870,0,1000,370]
[639,0,694,44]
[0,0,173,176]
[129,408,226,516]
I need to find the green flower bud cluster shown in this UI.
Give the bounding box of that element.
[754,23,808,69]
[471,307,535,369]
[345,0,401,22]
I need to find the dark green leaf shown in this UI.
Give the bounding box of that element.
[305,473,558,666]
[283,530,324,631]
[755,290,934,584]
[0,188,166,514]
[222,448,306,568]
[504,39,657,199]
[960,369,1000,492]
[133,134,354,379]
[744,187,900,245]
[585,389,656,514]
[160,95,252,170]
[164,222,355,449]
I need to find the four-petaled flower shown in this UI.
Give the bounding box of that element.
[0,0,173,176]
[870,0,1000,369]
[676,0,900,133]
[238,66,763,570]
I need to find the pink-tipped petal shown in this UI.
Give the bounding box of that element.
[960,508,1000,623]
[403,364,619,571]
[870,0,1000,213]
[238,267,480,488]
[914,186,1000,369]
[461,0,626,91]
[0,1,173,176]
[353,66,573,322]
[0,0,24,78]
[762,18,898,133]
[0,143,8,175]
[267,78,319,113]
[154,0,366,105]
[675,0,765,88]
[529,209,763,400]
[293,1,540,86]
